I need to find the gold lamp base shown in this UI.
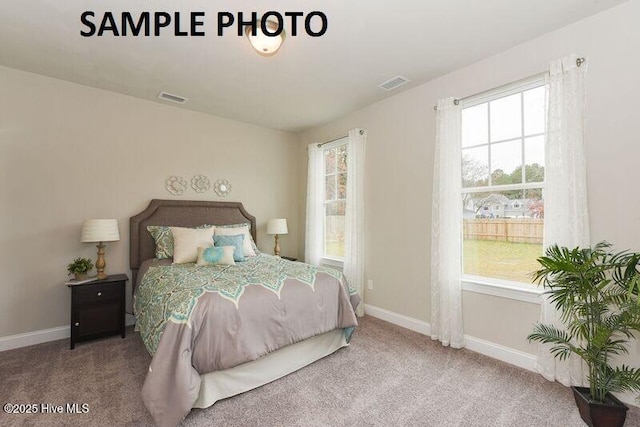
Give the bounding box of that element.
[95,242,108,280]
[273,234,281,257]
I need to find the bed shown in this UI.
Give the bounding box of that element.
[130,199,360,427]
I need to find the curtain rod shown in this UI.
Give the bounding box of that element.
[432,57,586,111]
[317,135,346,148]
[316,129,365,148]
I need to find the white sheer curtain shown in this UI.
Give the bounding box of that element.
[536,54,590,385]
[343,129,366,317]
[431,97,465,348]
[305,143,324,266]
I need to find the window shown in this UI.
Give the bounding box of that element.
[323,139,348,260]
[461,79,546,285]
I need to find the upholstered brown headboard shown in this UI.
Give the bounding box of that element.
[129,199,256,284]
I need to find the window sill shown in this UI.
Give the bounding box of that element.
[320,257,344,270]
[461,275,543,304]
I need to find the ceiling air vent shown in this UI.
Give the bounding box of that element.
[379,76,409,91]
[158,91,188,104]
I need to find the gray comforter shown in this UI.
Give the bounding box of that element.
[134,254,359,427]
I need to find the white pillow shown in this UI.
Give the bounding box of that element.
[214,225,256,257]
[170,226,216,264]
[196,246,236,266]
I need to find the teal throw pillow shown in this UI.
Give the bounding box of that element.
[213,234,246,262]
[215,223,260,254]
[196,246,236,266]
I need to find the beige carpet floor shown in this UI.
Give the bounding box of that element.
[1,316,639,427]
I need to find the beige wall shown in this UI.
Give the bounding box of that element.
[0,66,299,337]
[297,1,640,354]
[462,293,539,354]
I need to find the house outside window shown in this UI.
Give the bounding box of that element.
[323,138,348,260]
[461,77,546,285]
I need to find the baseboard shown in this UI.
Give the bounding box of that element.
[364,303,536,372]
[0,326,69,352]
[0,315,137,352]
[616,391,639,408]
[364,304,431,335]
[464,335,536,371]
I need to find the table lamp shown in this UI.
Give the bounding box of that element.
[81,219,120,280]
[266,218,288,256]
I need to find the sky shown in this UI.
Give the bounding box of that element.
[462,86,546,184]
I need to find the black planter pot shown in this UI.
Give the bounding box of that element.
[572,386,628,427]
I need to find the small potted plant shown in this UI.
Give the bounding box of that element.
[67,257,94,281]
[528,242,640,427]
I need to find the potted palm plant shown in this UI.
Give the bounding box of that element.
[527,242,640,427]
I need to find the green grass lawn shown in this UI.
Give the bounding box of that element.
[463,239,543,284]
[325,238,540,284]
[324,241,344,258]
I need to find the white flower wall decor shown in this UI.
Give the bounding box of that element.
[166,176,187,196]
[214,179,232,197]
[191,175,211,193]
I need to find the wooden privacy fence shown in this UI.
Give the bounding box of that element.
[463,218,543,244]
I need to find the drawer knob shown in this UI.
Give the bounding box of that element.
[97,292,102,296]
[75,322,80,327]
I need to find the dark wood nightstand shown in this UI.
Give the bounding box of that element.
[67,274,128,349]
[281,256,298,261]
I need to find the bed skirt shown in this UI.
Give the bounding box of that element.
[193,329,348,408]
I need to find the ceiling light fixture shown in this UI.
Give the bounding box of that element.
[245,20,286,57]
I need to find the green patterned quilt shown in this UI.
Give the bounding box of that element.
[137,253,360,427]
[134,254,356,355]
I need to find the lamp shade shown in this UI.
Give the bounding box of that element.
[266,218,288,235]
[81,219,120,242]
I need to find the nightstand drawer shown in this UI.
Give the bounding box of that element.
[75,282,122,304]
[68,274,128,349]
